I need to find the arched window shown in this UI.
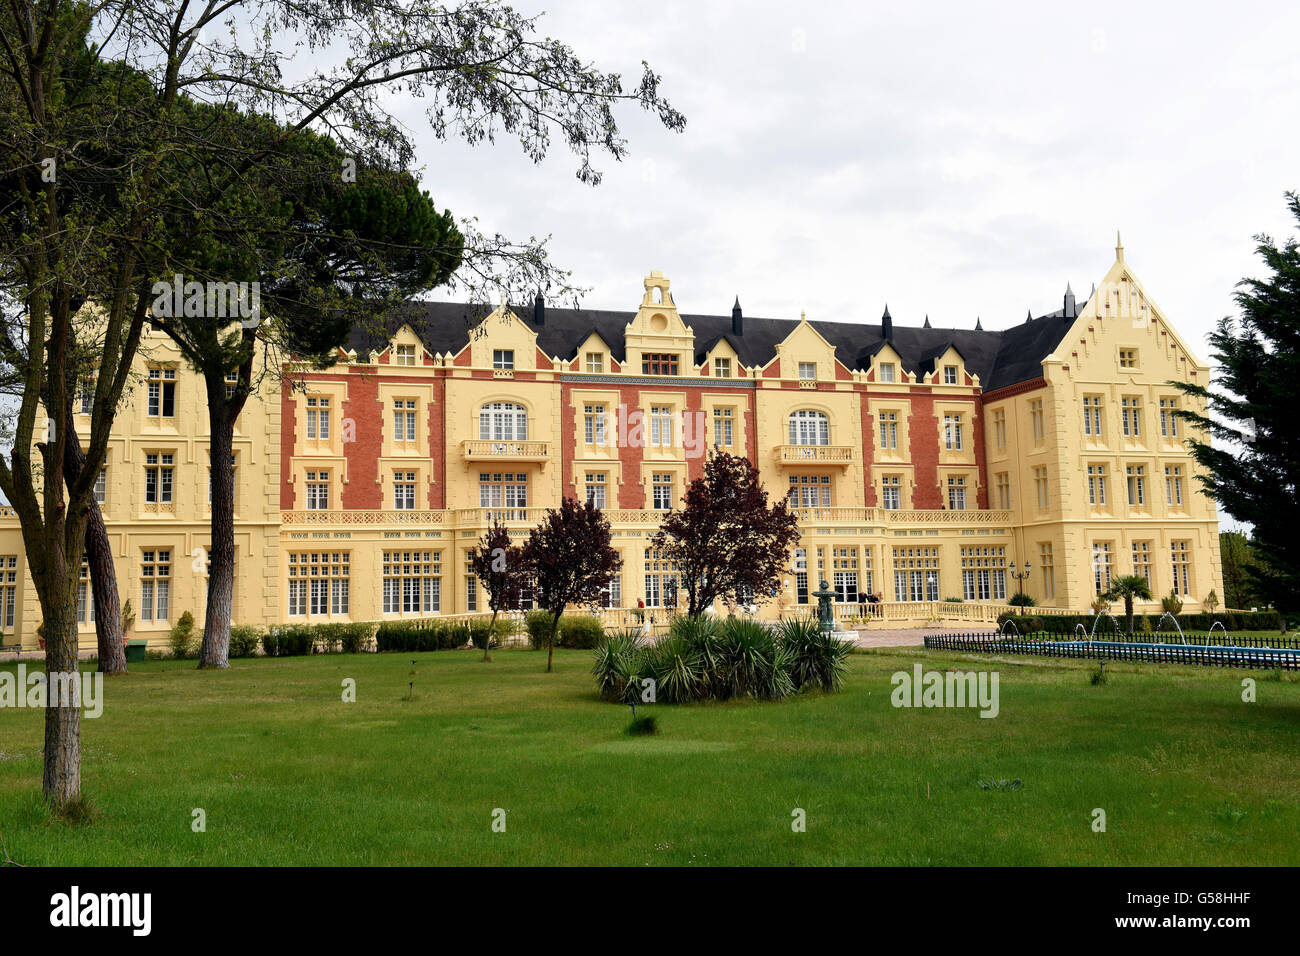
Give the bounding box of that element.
[788,409,830,446]
[479,402,528,441]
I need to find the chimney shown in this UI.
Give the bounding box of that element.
[1064,283,1076,319]
[533,289,545,326]
[881,304,893,341]
[731,296,743,336]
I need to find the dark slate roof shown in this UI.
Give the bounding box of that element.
[345,298,1079,393]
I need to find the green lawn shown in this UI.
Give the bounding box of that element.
[2,646,1298,866]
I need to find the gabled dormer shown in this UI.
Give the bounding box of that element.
[574,330,617,374]
[461,304,541,375]
[769,312,839,386]
[863,340,912,385]
[702,336,742,379]
[625,271,694,376]
[922,344,974,387]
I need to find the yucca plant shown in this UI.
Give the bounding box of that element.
[643,634,705,703]
[717,618,780,699]
[778,617,853,692]
[670,615,722,697]
[591,628,643,702]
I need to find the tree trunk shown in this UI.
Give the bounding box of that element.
[485,609,496,662]
[62,416,126,675]
[546,609,561,672]
[198,395,236,669]
[41,571,82,809]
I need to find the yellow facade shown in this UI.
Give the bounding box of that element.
[0,243,1221,648]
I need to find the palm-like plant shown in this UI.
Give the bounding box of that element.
[1103,575,1154,637]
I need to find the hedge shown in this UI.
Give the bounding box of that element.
[558,615,604,649]
[263,622,375,656]
[996,610,1283,635]
[374,619,471,653]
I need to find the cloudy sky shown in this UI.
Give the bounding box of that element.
[399,0,1300,363]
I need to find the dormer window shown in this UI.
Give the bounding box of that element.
[642,353,678,376]
[798,362,817,381]
[943,365,958,385]
[493,349,514,370]
[395,345,416,366]
[585,352,604,373]
[714,357,731,378]
[879,362,896,383]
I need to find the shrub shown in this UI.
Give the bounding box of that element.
[942,596,964,604]
[526,610,555,650]
[559,615,604,649]
[592,629,644,702]
[777,616,852,692]
[229,625,261,658]
[1161,590,1184,615]
[312,622,346,654]
[468,619,494,651]
[261,628,279,658]
[1008,593,1036,609]
[338,623,373,653]
[169,611,197,659]
[273,625,314,657]
[642,634,704,703]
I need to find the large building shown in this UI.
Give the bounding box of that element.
[0,239,1222,648]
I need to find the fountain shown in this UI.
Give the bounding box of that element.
[1207,621,1228,644]
[998,618,1020,638]
[1155,611,1187,646]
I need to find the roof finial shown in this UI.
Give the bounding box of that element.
[881,303,893,340]
[923,314,931,329]
[975,316,983,331]
[1026,308,1033,323]
[1116,230,1124,263]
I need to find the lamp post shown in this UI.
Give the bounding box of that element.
[1010,561,1031,613]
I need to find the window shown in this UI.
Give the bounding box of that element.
[644,548,678,608]
[993,409,1006,450]
[76,558,94,625]
[1170,540,1192,596]
[479,472,528,518]
[714,357,732,378]
[144,453,174,504]
[712,407,734,447]
[1087,464,1108,507]
[879,362,896,383]
[960,547,1007,602]
[479,402,528,441]
[394,471,417,510]
[995,472,1010,510]
[946,475,967,511]
[649,406,674,447]
[1,556,19,629]
[1159,398,1179,439]
[832,547,868,602]
[287,552,350,617]
[224,371,238,400]
[1126,464,1146,507]
[493,349,514,370]
[1165,465,1184,507]
[583,404,607,446]
[394,344,416,366]
[1029,399,1044,442]
[878,411,898,451]
[1038,542,1055,599]
[1083,395,1103,438]
[787,474,831,508]
[298,471,329,510]
[1034,465,1049,509]
[465,575,477,612]
[585,352,604,374]
[1132,541,1153,586]
[652,473,674,510]
[1121,397,1141,438]
[146,368,176,418]
[93,468,107,505]
[139,549,171,622]
[382,551,441,614]
[305,397,331,441]
[78,379,95,415]
[1092,542,1113,594]
[943,365,958,385]
[881,475,901,510]
[393,399,417,443]
[943,413,963,451]
[642,353,678,376]
[794,548,808,605]
[789,409,830,446]
[1119,348,1138,369]
[598,575,622,609]
[892,547,939,602]
[585,473,607,509]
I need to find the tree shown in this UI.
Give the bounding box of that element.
[1103,575,1153,637]
[0,0,683,808]
[1220,531,1260,609]
[650,451,801,617]
[521,498,621,673]
[1172,192,1300,612]
[467,521,526,663]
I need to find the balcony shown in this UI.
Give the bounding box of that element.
[776,444,855,466]
[460,439,552,462]
[788,507,1013,527]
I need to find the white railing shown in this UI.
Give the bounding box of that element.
[461,439,551,460]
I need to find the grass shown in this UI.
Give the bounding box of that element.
[2,646,1299,865]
